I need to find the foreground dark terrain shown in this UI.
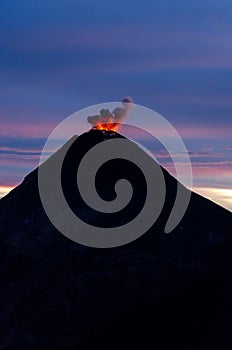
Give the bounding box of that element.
[0,129,232,349]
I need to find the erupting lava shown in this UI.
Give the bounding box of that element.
[87,97,134,132]
[94,122,120,132]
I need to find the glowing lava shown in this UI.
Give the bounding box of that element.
[94,122,120,132]
[87,98,134,133]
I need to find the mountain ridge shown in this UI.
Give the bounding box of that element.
[0,129,232,349]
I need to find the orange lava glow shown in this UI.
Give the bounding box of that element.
[94,123,120,132]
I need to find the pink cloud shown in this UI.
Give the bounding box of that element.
[163,161,232,190]
[153,149,221,160]
[175,125,232,140]
[0,146,42,154]
[201,147,214,152]
[1,121,56,138]
[0,154,40,164]
[165,161,232,169]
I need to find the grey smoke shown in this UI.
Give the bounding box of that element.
[87,97,134,128]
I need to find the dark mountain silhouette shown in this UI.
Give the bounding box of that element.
[0,129,232,350]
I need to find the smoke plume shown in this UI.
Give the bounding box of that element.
[87,97,134,129]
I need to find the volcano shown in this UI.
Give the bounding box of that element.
[0,129,232,350]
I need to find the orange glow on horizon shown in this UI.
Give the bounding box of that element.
[0,186,15,199]
[1,184,231,213]
[193,187,232,212]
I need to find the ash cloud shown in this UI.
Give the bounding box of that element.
[87,97,134,128]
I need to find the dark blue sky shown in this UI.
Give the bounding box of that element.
[0,0,232,209]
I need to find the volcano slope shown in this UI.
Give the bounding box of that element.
[0,129,232,350]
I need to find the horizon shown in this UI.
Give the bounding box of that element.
[0,126,232,213]
[0,0,231,211]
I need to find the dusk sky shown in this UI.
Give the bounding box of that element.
[0,0,232,210]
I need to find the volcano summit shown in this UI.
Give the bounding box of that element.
[0,129,232,349]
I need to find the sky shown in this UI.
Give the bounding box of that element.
[0,0,232,211]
